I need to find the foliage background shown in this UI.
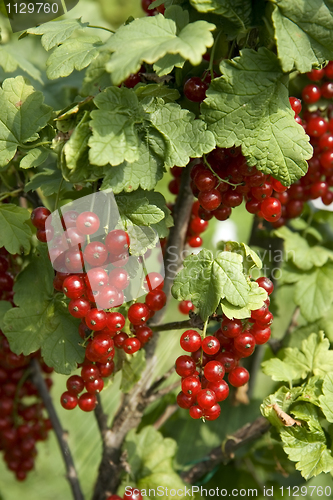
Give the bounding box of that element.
[0,0,333,498]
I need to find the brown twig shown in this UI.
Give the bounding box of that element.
[92,165,194,500]
[153,405,178,430]
[30,358,84,500]
[181,416,270,484]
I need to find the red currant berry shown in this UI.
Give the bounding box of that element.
[207,380,229,402]
[96,285,120,309]
[212,205,232,221]
[105,230,130,255]
[307,68,325,81]
[96,360,114,378]
[204,403,221,421]
[66,375,84,395]
[198,189,222,211]
[78,393,97,411]
[233,332,255,357]
[83,241,108,267]
[123,337,141,354]
[178,300,194,315]
[62,275,85,299]
[81,364,100,382]
[61,210,79,229]
[194,171,217,192]
[302,84,321,104]
[289,97,302,114]
[135,325,153,345]
[128,303,150,325]
[180,330,202,352]
[181,375,201,396]
[228,367,249,387]
[76,212,100,235]
[189,405,204,419]
[204,360,225,382]
[31,207,51,229]
[85,377,104,394]
[215,350,239,373]
[196,388,216,409]
[184,77,208,102]
[68,298,91,318]
[144,272,164,292]
[221,318,242,338]
[177,391,195,409]
[145,289,166,311]
[307,117,328,137]
[256,277,274,295]
[187,236,203,248]
[60,391,78,410]
[108,268,129,290]
[260,197,282,222]
[106,312,126,333]
[85,309,107,331]
[175,355,196,377]
[201,336,220,355]
[251,325,271,345]
[86,267,108,290]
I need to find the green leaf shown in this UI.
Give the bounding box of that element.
[135,83,180,103]
[20,147,49,170]
[2,247,84,374]
[89,87,143,166]
[46,37,103,80]
[319,373,333,423]
[172,249,249,321]
[0,301,12,330]
[261,385,303,429]
[189,0,252,31]
[275,226,333,270]
[116,190,165,227]
[100,135,165,193]
[81,52,112,96]
[270,0,333,73]
[201,47,313,185]
[106,9,215,85]
[280,404,333,480]
[24,166,71,197]
[123,426,185,498]
[26,18,89,51]
[0,76,52,168]
[0,45,43,83]
[0,204,32,255]
[294,264,333,322]
[218,241,262,273]
[147,99,215,167]
[263,332,333,384]
[120,349,146,393]
[262,357,302,384]
[126,225,159,256]
[221,281,267,320]
[64,111,91,173]
[297,376,323,407]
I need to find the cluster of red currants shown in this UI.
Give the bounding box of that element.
[175,277,274,421]
[0,249,54,481]
[30,207,167,412]
[107,487,143,500]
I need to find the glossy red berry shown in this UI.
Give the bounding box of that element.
[188,236,203,248]
[123,487,143,500]
[66,375,85,395]
[76,212,100,235]
[96,360,114,378]
[194,170,217,192]
[180,330,202,352]
[256,277,274,295]
[204,361,225,382]
[178,300,194,315]
[86,267,108,290]
[198,189,222,211]
[215,350,239,373]
[145,289,166,311]
[196,389,216,409]
[207,380,229,402]
[307,117,328,137]
[31,207,51,229]
[181,375,201,396]
[251,325,271,345]
[189,405,204,419]
[127,303,150,325]
[68,298,91,318]
[108,268,129,290]
[135,325,153,345]
[85,377,104,394]
[228,367,250,387]
[221,318,242,338]
[83,241,108,267]
[105,230,130,255]
[123,337,141,354]
[144,272,164,292]
[289,97,302,114]
[302,84,321,104]
[233,332,256,357]
[97,285,121,309]
[184,77,208,102]
[60,391,78,410]
[62,275,85,299]
[85,309,107,330]
[175,355,196,377]
[307,68,325,81]
[260,197,282,222]
[106,312,126,333]
[201,336,220,355]
[78,393,97,412]
[177,391,195,409]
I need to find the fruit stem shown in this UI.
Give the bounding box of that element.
[0,187,23,202]
[200,318,209,367]
[13,367,32,426]
[208,31,222,80]
[54,178,64,211]
[203,155,243,188]
[86,24,115,33]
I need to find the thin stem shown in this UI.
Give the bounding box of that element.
[181,416,270,484]
[200,319,208,368]
[19,141,52,150]
[150,319,192,332]
[86,24,115,33]
[203,155,242,188]
[13,368,32,426]
[228,39,237,60]
[30,358,84,500]
[55,178,64,211]
[0,188,23,202]
[209,31,222,79]
[0,173,12,190]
